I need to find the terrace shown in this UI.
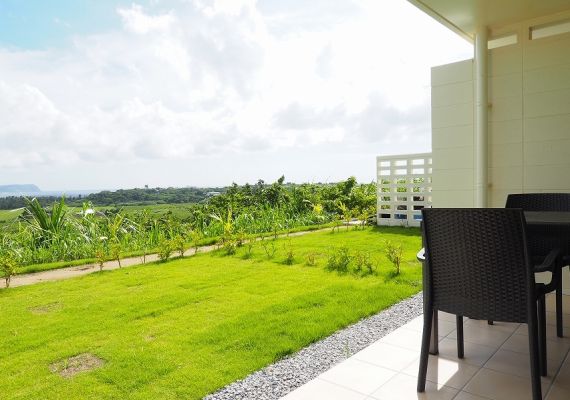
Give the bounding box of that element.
[283,0,570,398]
[284,294,570,400]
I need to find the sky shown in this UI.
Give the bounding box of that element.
[0,0,472,190]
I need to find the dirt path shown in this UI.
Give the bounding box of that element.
[6,228,333,289]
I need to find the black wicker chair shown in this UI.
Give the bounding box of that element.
[506,193,570,337]
[417,209,560,400]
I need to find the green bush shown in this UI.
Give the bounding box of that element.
[354,250,376,276]
[326,247,351,273]
[158,240,173,262]
[0,253,18,288]
[385,240,403,275]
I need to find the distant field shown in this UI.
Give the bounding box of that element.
[98,203,197,220]
[0,208,23,227]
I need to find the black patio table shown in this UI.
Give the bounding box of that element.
[417,210,570,353]
[525,211,570,226]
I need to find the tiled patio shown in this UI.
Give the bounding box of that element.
[283,294,570,400]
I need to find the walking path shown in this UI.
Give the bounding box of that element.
[7,228,332,288]
[8,245,218,288]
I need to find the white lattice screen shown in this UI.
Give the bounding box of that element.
[376,153,432,227]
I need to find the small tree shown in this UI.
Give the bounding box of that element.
[0,253,18,288]
[385,240,403,275]
[110,242,122,268]
[337,201,352,231]
[190,229,203,255]
[158,239,173,262]
[172,235,186,257]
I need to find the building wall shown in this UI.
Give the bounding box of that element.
[431,59,475,207]
[431,11,570,209]
[488,13,570,207]
[431,11,570,292]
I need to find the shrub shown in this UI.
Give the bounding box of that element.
[385,240,403,275]
[283,239,295,265]
[354,250,376,276]
[95,249,106,272]
[190,230,203,254]
[110,242,122,268]
[172,235,186,257]
[222,237,237,256]
[158,240,173,262]
[0,253,18,288]
[243,238,255,259]
[305,251,318,267]
[260,237,277,259]
[326,247,351,273]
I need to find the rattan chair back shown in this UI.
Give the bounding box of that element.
[421,208,534,323]
[506,193,570,257]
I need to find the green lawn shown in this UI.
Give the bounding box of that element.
[0,227,422,399]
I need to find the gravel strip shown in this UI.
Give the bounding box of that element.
[204,292,424,400]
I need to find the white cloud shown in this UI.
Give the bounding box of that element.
[0,0,472,187]
[117,4,175,34]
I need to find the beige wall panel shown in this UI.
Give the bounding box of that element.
[524,139,570,166]
[524,165,570,190]
[489,74,522,99]
[524,114,570,142]
[524,33,570,71]
[432,125,474,149]
[489,45,522,77]
[489,95,523,121]
[431,59,473,86]
[489,142,523,168]
[525,88,570,118]
[489,166,523,189]
[524,64,570,94]
[432,81,473,107]
[432,103,474,129]
[433,147,474,170]
[432,169,474,191]
[432,190,474,208]
[489,119,523,144]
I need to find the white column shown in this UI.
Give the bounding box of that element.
[474,27,488,208]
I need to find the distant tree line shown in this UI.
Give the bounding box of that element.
[0,177,376,212]
[0,186,225,210]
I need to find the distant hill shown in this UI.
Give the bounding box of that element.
[0,184,41,193]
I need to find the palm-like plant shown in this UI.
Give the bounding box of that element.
[23,197,67,244]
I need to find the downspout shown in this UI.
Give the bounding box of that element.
[474,27,488,208]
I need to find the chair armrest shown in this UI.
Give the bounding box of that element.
[417,248,425,262]
[534,248,561,273]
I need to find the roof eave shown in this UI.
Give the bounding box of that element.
[407,0,474,43]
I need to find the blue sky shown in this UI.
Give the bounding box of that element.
[0,1,472,190]
[0,0,133,49]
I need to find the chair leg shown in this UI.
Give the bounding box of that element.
[430,308,439,355]
[417,303,433,392]
[456,315,464,359]
[528,313,543,400]
[538,295,548,377]
[556,275,564,338]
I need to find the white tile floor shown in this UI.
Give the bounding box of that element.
[282,294,570,400]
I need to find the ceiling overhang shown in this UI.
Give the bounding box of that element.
[408,0,570,42]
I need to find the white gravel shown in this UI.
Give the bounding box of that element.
[204,292,424,400]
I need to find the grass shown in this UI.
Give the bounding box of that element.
[0,227,422,399]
